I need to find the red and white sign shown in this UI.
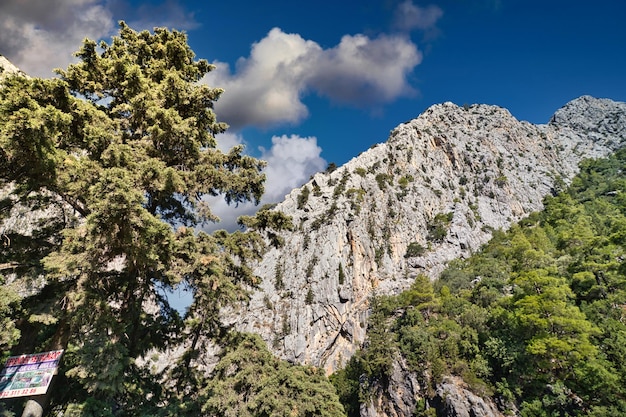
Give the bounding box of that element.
[0,350,63,399]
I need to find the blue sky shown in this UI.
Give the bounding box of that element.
[1,0,625,222]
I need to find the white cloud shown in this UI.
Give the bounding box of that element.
[308,33,422,104]
[203,28,320,129]
[214,131,246,153]
[0,0,114,77]
[203,27,422,129]
[259,134,326,202]
[393,1,444,33]
[0,0,200,78]
[204,134,326,232]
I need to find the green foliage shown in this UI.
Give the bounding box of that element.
[329,356,363,417]
[354,167,367,177]
[495,175,508,187]
[359,296,396,383]
[297,185,310,209]
[346,188,365,214]
[338,263,346,285]
[202,333,345,417]
[312,181,322,196]
[375,173,392,190]
[0,277,20,359]
[398,174,414,189]
[305,287,314,305]
[326,162,338,174]
[427,212,453,242]
[404,241,426,258]
[63,398,114,417]
[274,262,285,290]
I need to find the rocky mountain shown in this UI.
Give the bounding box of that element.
[223,96,626,375]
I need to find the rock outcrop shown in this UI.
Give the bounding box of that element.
[222,96,626,375]
[359,356,423,417]
[431,377,507,417]
[361,365,511,417]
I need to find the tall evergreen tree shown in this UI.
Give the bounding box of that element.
[0,22,292,415]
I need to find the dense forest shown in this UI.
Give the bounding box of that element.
[332,148,626,416]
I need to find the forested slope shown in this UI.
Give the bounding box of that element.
[333,148,626,416]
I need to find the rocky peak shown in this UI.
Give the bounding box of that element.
[222,97,626,375]
[0,54,23,80]
[550,95,626,147]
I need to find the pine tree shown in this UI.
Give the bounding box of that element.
[201,333,345,417]
[0,22,292,415]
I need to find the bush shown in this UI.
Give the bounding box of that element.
[375,173,393,190]
[405,242,426,258]
[427,212,454,242]
[297,186,311,209]
[338,263,346,285]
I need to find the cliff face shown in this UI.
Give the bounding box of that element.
[222,96,626,375]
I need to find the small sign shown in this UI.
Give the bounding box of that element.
[0,350,63,399]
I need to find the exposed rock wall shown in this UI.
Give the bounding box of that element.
[360,356,422,417]
[431,377,507,417]
[223,97,626,375]
[361,370,508,417]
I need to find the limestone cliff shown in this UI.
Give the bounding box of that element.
[223,96,626,375]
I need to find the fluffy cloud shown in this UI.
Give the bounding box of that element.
[205,134,326,232]
[0,0,114,77]
[214,131,247,153]
[0,0,199,78]
[203,27,421,129]
[393,1,444,32]
[259,134,326,202]
[308,33,422,104]
[203,28,320,129]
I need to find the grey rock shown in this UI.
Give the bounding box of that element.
[0,54,23,79]
[360,363,512,417]
[360,356,422,417]
[432,377,506,417]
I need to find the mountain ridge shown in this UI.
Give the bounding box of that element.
[223,95,626,374]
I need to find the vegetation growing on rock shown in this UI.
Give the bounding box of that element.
[333,148,626,416]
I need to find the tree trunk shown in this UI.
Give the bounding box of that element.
[21,396,44,417]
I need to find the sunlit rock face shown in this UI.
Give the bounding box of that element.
[223,96,626,373]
